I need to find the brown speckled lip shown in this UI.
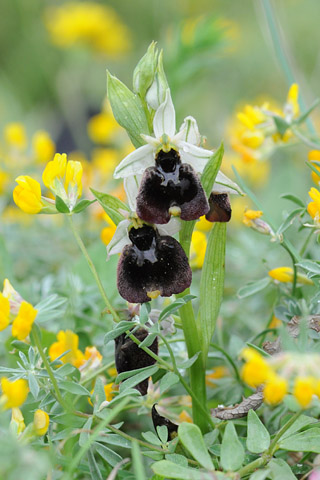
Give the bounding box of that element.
[205,193,232,223]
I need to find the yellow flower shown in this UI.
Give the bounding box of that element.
[206,366,228,386]
[178,410,192,423]
[190,230,207,269]
[4,123,27,150]
[82,346,103,370]
[307,187,320,224]
[33,409,49,436]
[243,209,263,227]
[269,315,282,328]
[309,150,320,185]
[42,153,83,209]
[91,148,119,182]
[104,383,115,402]
[49,330,85,368]
[241,348,273,388]
[107,367,118,378]
[11,301,37,340]
[45,2,131,55]
[286,83,300,118]
[269,267,313,285]
[32,131,55,163]
[87,112,120,144]
[263,375,288,405]
[0,293,10,331]
[293,377,315,408]
[13,176,44,214]
[0,169,9,194]
[195,215,212,233]
[11,408,26,434]
[1,377,29,409]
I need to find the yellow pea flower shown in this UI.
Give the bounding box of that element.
[11,301,38,340]
[0,293,10,331]
[241,348,273,388]
[33,409,49,436]
[263,375,288,405]
[190,230,207,269]
[308,150,320,185]
[104,383,115,402]
[64,160,83,198]
[87,112,120,144]
[178,410,192,423]
[42,153,67,192]
[4,123,27,150]
[286,83,300,119]
[13,176,44,214]
[307,187,320,224]
[1,377,29,409]
[49,330,85,368]
[32,130,55,163]
[269,267,313,285]
[243,209,263,227]
[293,377,315,408]
[11,408,26,434]
[206,366,228,387]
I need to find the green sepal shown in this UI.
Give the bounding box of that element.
[90,188,130,225]
[201,142,224,196]
[72,198,96,214]
[133,42,158,97]
[273,115,290,136]
[107,71,150,148]
[55,195,70,213]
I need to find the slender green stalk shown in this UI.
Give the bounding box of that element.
[237,455,269,478]
[210,343,241,383]
[269,409,302,452]
[178,225,209,433]
[282,243,297,296]
[31,325,72,413]
[67,215,120,322]
[127,332,172,371]
[299,229,314,257]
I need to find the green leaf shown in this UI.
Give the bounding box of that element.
[116,365,158,383]
[220,422,245,471]
[157,426,169,444]
[295,98,320,125]
[237,277,271,299]
[95,442,122,467]
[199,222,226,359]
[90,188,130,226]
[160,372,179,394]
[158,295,196,322]
[278,414,317,440]
[107,72,150,148]
[87,448,103,480]
[139,332,157,348]
[140,302,151,325]
[178,423,214,470]
[141,431,162,446]
[79,417,92,446]
[276,208,304,235]
[201,142,224,196]
[132,441,146,480]
[73,199,96,214]
[278,427,320,453]
[119,365,159,392]
[249,470,271,480]
[165,454,188,468]
[177,352,200,369]
[273,115,290,136]
[58,381,90,396]
[55,195,70,213]
[268,459,297,479]
[246,410,270,454]
[280,193,305,208]
[152,461,220,480]
[28,372,39,399]
[104,321,138,345]
[297,260,320,275]
[306,160,320,178]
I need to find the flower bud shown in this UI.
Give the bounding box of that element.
[133,42,158,97]
[146,50,169,110]
[33,409,49,436]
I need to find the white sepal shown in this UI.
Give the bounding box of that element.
[179,116,201,145]
[153,89,176,139]
[124,175,142,211]
[106,219,131,259]
[157,217,181,236]
[114,144,154,179]
[213,171,242,195]
[179,141,213,173]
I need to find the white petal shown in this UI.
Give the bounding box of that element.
[179,116,201,145]
[124,175,142,211]
[213,171,242,195]
[179,141,213,173]
[106,219,131,258]
[157,217,181,236]
[153,89,176,139]
[114,144,154,179]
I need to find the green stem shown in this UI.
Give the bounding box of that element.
[299,228,314,257]
[31,325,72,413]
[210,343,241,383]
[291,127,320,150]
[67,215,120,322]
[237,455,269,478]
[269,409,302,453]
[178,224,208,433]
[282,243,297,296]
[160,333,216,429]
[127,332,172,371]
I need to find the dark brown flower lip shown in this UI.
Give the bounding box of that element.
[136,149,209,225]
[117,224,192,304]
[151,404,178,440]
[205,193,232,223]
[115,328,158,396]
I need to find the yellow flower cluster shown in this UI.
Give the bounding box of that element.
[3,123,55,162]
[10,408,49,436]
[45,2,131,55]
[49,330,102,370]
[1,377,29,410]
[13,153,83,214]
[241,348,320,408]
[0,279,37,340]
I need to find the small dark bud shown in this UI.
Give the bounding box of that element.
[136,149,209,224]
[115,328,158,396]
[205,193,232,223]
[151,404,178,441]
